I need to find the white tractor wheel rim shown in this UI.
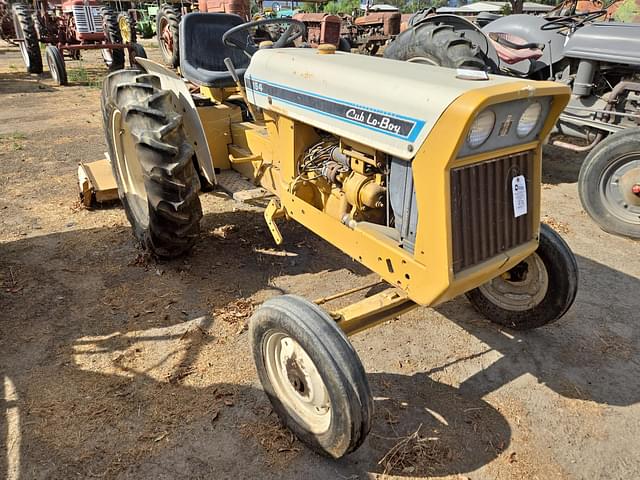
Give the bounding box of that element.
[263,330,331,434]
[111,109,149,227]
[478,253,549,311]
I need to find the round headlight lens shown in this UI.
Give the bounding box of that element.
[467,110,495,148]
[517,102,542,137]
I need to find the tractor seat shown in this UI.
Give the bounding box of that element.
[179,13,250,88]
[488,32,544,65]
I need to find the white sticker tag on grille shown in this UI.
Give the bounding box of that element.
[512,175,527,218]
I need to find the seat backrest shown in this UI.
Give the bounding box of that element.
[179,13,250,76]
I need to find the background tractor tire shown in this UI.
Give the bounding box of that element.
[45,45,67,85]
[157,4,180,68]
[383,21,485,70]
[101,70,202,258]
[118,11,136,44]
[100,6,125,71]
[578,128,640,239]
[129,42,147,67]
[12,4,42,73]
[466,224,578,330]
[250,295,373,458]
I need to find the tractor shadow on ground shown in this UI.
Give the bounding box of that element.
[541,142,587,185]
[0,70,55,94]
[0,212,509,479]
[435,254,640,408]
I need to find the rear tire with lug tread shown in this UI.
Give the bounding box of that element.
[383,21,485,69]
[250,295,373,458]
[466,223,578,330]
[101,69,202,258]
[101,6,125,71]
[12,4,42,73]
[45,45,67,85]
[157,4,180,68]
[578,128,640,239]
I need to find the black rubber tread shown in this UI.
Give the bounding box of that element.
[384,22,485,70]
[338,37,351,53]
[156,4,180,68]
[12,4,42,73]
[578,128,640,239]
[45,45,67,85]
[117,11,136,44]
[466,224,579,330]
[1,6,16,44]
[101,70,202,258]
[250,295,373,458]
[129,42,147,67]
[101,6,125,71]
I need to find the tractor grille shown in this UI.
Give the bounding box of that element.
[323,21,341,45]
[72,5,103,34]
[450,151,534,274]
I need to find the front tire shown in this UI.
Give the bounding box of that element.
[12,4,42,73]
[45,45,67,85]
[466,224,578,330]
[157,4,180,68]
[578,128,640,239]
[101,70,202,258]
[383,22,485,69]
[250,295,373,458]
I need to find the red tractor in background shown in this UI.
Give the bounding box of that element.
[340,4,401,55]
[292,12,346,50]
[11,0,145,85]
[156,0,247,67]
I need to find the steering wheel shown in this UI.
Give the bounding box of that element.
[222,18,307,57]
[541,9,607,30]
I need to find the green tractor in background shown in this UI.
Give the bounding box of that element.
[135,3,157,38]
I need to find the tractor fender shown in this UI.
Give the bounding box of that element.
[481,14,566,75]
[407,14,501,73]
[136,57,216,188]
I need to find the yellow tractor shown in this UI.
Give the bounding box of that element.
[102,14,579,458]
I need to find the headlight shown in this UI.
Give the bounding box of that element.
[467,110,495,148]
[517,102,542,137]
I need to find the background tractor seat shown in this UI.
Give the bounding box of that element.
[488,32,544,65]
[179,13,250,88]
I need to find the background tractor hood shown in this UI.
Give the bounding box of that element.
[244,48,516,160]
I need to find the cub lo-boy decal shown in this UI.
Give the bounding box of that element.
[247,76,425,141]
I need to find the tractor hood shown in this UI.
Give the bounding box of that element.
[563,22,640,66]
[244,48,517,160]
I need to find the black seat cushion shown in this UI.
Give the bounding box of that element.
[179,13,250,88]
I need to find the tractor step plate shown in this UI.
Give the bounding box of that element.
[216,170,273,203]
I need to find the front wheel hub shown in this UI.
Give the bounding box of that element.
[632,184,640,197]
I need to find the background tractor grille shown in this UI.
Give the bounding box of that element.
[450,151,534,274]
[72,6,103,34]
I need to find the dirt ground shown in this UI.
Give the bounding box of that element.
[1,41,639,480]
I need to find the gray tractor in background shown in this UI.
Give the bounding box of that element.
[386,11,640,239]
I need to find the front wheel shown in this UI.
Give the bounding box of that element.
[250,295,373,458]
[45,45,67,85]
[101,69,202,258]
[578,128,640,239]
[466,224,578,330]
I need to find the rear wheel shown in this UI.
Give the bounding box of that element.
[578,128,640,239]
[101,70,202,258]
[45,45,67,85]
[466,224,578,330]
[383,22,485,69]
[250,295,373,458]
[157,4,180,68]
[118,11,136,44]
[101,6,125,71]
[12,4,42,73]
